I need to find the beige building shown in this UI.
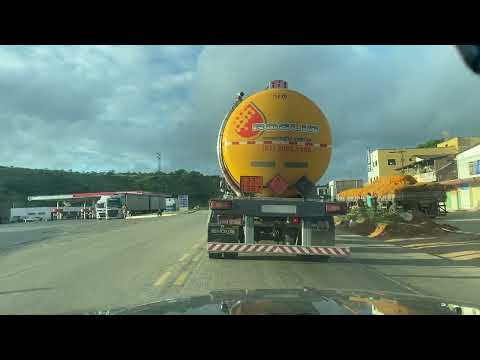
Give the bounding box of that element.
[367,147,457,184]
[367,137,480,184]
[436,137,480,153]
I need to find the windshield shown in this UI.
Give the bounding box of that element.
[1,45,480,315]
[107,199,122,208]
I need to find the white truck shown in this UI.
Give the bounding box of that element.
[96,192,167,219]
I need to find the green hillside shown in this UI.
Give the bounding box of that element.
[0,166,221,220]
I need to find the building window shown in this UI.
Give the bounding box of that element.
[27,213,35,215]
[387,159,396,166]
[469,161,480,175]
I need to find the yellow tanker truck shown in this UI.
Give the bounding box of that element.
[207,80,350,260]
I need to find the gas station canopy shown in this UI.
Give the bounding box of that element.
[28,191,169,202]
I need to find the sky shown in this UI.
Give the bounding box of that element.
[0,45,479,183]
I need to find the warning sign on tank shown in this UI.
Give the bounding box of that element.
[240,176,263,193]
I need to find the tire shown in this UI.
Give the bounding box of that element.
[223,252,238,259]
[208,252,223,259]
[388,204,397,214]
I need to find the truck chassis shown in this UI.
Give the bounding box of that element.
[207,197,350,260]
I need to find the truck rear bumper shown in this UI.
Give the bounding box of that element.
[207,242,350,257]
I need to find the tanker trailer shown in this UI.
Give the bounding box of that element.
[207,80,350,260]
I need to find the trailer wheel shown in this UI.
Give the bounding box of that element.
[223,252,238,259]
[388,204,397,214]
[208,252,223,259]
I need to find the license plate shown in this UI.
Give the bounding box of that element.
[210,228,235,235]
[261,205,297,214]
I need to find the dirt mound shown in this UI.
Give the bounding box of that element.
[343,213,461,239]
[346,219,376,236]
[371,219,461,239]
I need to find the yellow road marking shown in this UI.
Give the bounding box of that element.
[179,253,190,262]
[174,271,190,286]
[385,237,438,243]
[441,250,480,259]
[192,253,203,262]
[368,224,387,238]
[408,242,478,250]
[153,272,172,287]
[403,242,447,248]
[451,253,480,261]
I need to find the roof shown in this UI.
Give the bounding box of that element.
[395,154,455,170]
[371,147,457,154]
[455,143,480,158]
[440,177,480,186]
[28,191,171,202]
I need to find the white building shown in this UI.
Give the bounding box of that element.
[456,144,480,180]
[444,144,480,211]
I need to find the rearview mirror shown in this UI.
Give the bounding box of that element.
[456,45,480,74]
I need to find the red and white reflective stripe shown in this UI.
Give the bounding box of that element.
[225,141,331,148]
[207,243,350,256]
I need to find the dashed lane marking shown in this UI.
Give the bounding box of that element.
[153,272,172,287]
[450,253,480,261]
[178,253,190,262]
[174,271,190,286]
[440,250,480,259]
[406,242,479,250]
[402,242,447,248]
[384,237,438,243]
[192,253,203,262]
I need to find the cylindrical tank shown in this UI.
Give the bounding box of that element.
[218,80,332,198]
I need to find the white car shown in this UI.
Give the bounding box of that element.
[23,217,42,223]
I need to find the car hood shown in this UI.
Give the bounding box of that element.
[89,288,480,315]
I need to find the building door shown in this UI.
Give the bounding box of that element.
[459,186,472,209]
[448,190,458,211]
[471,185,480,209]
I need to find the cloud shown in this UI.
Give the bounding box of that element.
[0,45,478,183]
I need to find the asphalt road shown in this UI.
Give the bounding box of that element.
[438,210,480,234]
[1,210,480,314]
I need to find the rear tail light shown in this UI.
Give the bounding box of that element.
[210,200,233,210]
[292,216,301,225]
[326,202,347,215]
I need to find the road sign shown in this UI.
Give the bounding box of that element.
[268,174,289,195]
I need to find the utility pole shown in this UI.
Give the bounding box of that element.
[156,152,162,173]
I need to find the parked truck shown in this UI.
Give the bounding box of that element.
[207,80,350,260]
[96,192,167,219]
[336,175,449,217]
[329,179,364,201]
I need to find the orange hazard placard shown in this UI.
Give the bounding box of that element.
[240,176,263,193]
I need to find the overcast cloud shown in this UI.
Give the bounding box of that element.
[0,45,479,182]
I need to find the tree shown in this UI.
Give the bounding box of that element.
[416,139,443,148]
